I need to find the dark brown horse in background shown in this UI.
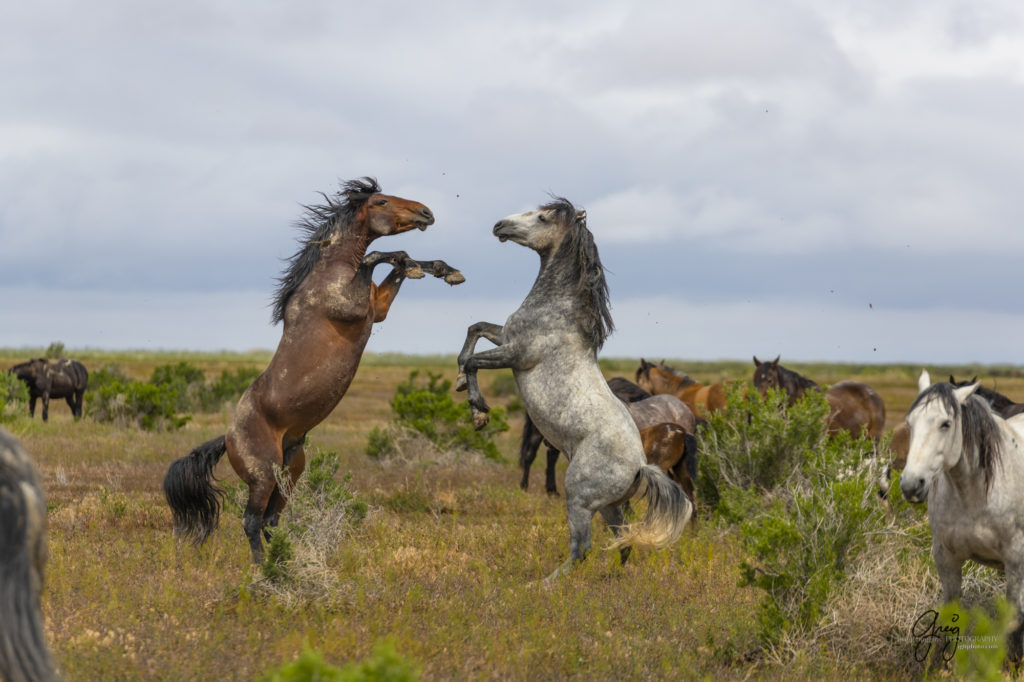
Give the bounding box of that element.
[634,359,727,419]
[10,357,88,421]
[520,377,698,501]
[752,355,886,441]
[163,178,464,563]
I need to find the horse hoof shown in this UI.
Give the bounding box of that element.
[473,411,490,430]
[444,271,466,285]
[405,264,425,279]
[455,373,467,391]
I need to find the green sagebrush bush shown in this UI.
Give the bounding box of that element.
[88,362,260,430]
[259,639,420,682]
[366,370,509,461]
[258,450,367,597]
[87,380,191,431]
[0,371,30,420]
[699,381,885,647]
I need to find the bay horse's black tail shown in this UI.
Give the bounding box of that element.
[163,435,227,545]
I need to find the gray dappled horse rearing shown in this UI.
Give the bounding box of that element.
[456,197,692,581]
[901,372,1024,662]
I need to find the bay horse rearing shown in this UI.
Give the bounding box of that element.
[456,197,692,581]
[163,178,464,563]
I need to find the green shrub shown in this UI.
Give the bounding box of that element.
[86,364,129,393]
[370,370,509,461]
[700,382,886,647]
[253,450,367,600]
[150,361,206,412]
[200,367,260,411]
[698,382,831,515]
[0,371,30,420]
[87,380,190,431]
[44,340,65,359]
[259,639,420,682]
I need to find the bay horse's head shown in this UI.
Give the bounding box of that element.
[751,355,781,396]
[347,179,435,239]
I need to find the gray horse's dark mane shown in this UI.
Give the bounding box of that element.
[542,196,614,351]
[271,177,381,324]
[910,382,1004,491]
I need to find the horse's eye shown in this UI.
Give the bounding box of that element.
[940,420,952,430]
[537,213,547,223]
[375,199,388,207]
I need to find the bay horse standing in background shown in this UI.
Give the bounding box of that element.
[457,197,691,581]
[635,358,726,419]
[164,178,464,563]
[0,428,57,682]
[752,355,886,441]
[10,357,88,421]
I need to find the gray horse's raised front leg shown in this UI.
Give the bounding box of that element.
[460,344,519,430]
[456,322,505,391]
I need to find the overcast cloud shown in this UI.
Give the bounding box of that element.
[1,1,1022,365]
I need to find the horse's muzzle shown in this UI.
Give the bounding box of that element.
[899,476,928,503]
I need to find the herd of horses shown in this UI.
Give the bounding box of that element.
[5,177,1024,677]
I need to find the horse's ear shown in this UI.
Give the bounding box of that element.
[949,375,957,384]
[772,355,780,365]
[954,382,980,405]
[753,355,760,366]
[918,369,931,392]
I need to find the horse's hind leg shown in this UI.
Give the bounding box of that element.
[544,446,560,496]
[262,438,307,541]
[599,505,631,565]
[545,501,594,583]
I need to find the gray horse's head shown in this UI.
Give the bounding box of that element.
[493,197,613,350]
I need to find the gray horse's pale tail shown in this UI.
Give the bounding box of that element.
[611,464,693,550]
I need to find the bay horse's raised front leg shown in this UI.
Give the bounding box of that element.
[362,251,464,322]
[455,322,505,392]
[459,344,520,430]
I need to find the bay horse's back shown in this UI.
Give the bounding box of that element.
[825,380,886,441]
[0,428,57,682]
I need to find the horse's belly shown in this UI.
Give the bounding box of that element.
[515,363,639,458]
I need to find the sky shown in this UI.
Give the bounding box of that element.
[2,1,1023,366]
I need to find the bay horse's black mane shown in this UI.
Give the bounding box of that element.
[911,382,1004,492]
[271,177,381,324]
[543,196,614,351]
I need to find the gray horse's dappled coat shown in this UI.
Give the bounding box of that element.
[457,197,692,581]
[901,373,1024,662]
[0,428,57,682]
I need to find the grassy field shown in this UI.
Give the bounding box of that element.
[3,349,1023,680]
